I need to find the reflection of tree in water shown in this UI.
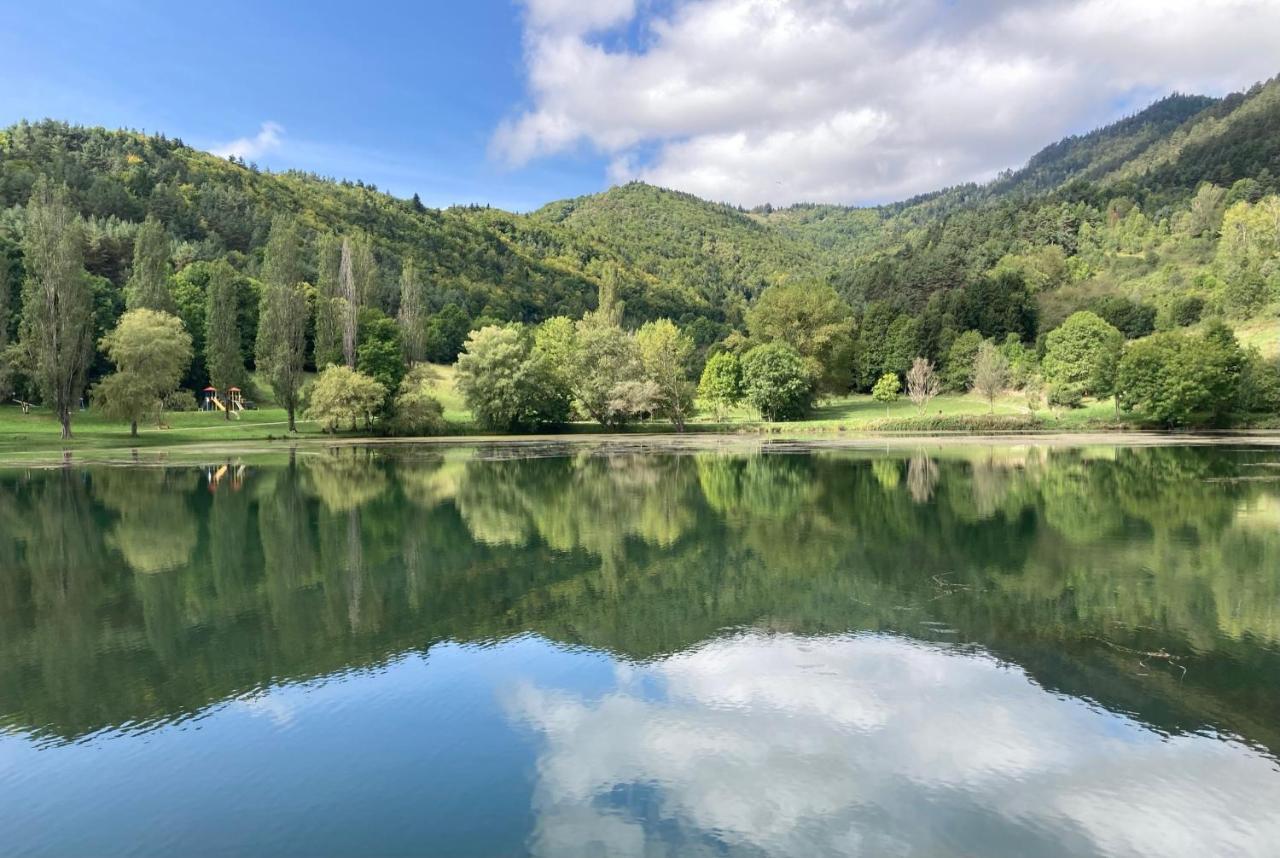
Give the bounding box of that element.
[302,447,390,512]
[907,452,939,503]
[94,468,199,574]
[0,444,1278,754]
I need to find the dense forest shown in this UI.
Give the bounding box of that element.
[1,74,1279,433]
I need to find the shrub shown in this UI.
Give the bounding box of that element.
[390,364,446,436]
[741,342,813,421]
[698,351,743,421]
[455,324,569,432]
[305,366,387,432]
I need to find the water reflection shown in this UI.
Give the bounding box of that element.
[509,632,1280,858]
[1,442,1279,855]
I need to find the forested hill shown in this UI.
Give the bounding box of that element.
[2,74,1279,369]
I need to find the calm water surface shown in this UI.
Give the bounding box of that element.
[1,440,1279,857]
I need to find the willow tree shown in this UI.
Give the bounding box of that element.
[95,309,193,436]
[125,216,175,312]
[255,217,309,431]
[397,260,428,363]
[19,179,94,439]
[313,233,343,368]
[205,261,244,420]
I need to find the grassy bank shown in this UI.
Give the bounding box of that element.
[3,357,1272,462]
[0,407,325,458]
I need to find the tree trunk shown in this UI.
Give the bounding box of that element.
[288,405,297,432]
[224,401,231,421]
[59,408,72,440]
[130,419,138,437]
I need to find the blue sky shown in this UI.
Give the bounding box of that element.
[4,1,1279,210]
[0,0,606,210]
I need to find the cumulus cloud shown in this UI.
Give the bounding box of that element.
[494,0,1280,205]
[210,121,285,160]
[507,633,1280,858]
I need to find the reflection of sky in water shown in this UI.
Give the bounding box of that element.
[507,633,1280,858]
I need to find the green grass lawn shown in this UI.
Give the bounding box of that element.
[686,391,1122,432]
[0,405,325,458]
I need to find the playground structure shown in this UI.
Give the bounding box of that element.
[206,462,247,493]
[201,386,245,416]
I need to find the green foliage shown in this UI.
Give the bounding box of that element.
[1116,330,1242,426]
[698,352,743,421]
[1088,296,1156,339]
[94,309,193,434]
[1043,311,1124,399]
[942,330,984,392]
[741,342,813,421]
[355,311,404,406]
[746,281,855,393]
[1169,294,1206,327]
[424,303,471,363]
[18,178,95,437]
[635,318,696,430]
[304,365,386,432]
[871,372,901,410]
[204,260,244,402]
[124,216,174,313]
[390,364,446,436]
[571,308,643,426]
[254,217,309,430]
[456,324,569,431]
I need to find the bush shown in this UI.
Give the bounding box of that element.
[1046,383,1084,410]
[869,414,1043,432]
[1170,294,1206,327]
[305,366,387,432]
[697,351,743,422]
[390,364,446,436]
[1116,330,1241,427]
[741,342,813,421]
[455,324,569,432]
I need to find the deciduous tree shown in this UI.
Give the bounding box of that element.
[906,357,939,412]
[741,342,812,421]
[18,179,95,439]
[255,216,310,431]
[971,340,1008,413]
[698,352,743,422]
[635,318,695,431]
[204,261,244,420]
[94,309,193,435]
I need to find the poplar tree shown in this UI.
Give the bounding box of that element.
[338,232,377,367]
[205,261,244,420]
[19,179,94,439]
[313,232,343,368]
[125,216,175,312]
[255,216,309,431]
[0,250,11,351]
[339,237,358,367]
[397,260,428,363]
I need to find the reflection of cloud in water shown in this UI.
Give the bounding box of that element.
[507,634,1280,858]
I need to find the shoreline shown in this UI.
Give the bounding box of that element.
[4,428,1280,468]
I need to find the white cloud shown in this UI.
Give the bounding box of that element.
[494,0,1280,205]
[210,121,285,161]
[506,633,1280,858]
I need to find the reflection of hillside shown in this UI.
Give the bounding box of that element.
[0,445,1276,752]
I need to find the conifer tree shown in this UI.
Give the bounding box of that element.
[125,216,175,312]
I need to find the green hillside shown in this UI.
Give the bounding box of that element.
[1,73,1278,426]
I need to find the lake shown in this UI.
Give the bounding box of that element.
[1,439,1278,857]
